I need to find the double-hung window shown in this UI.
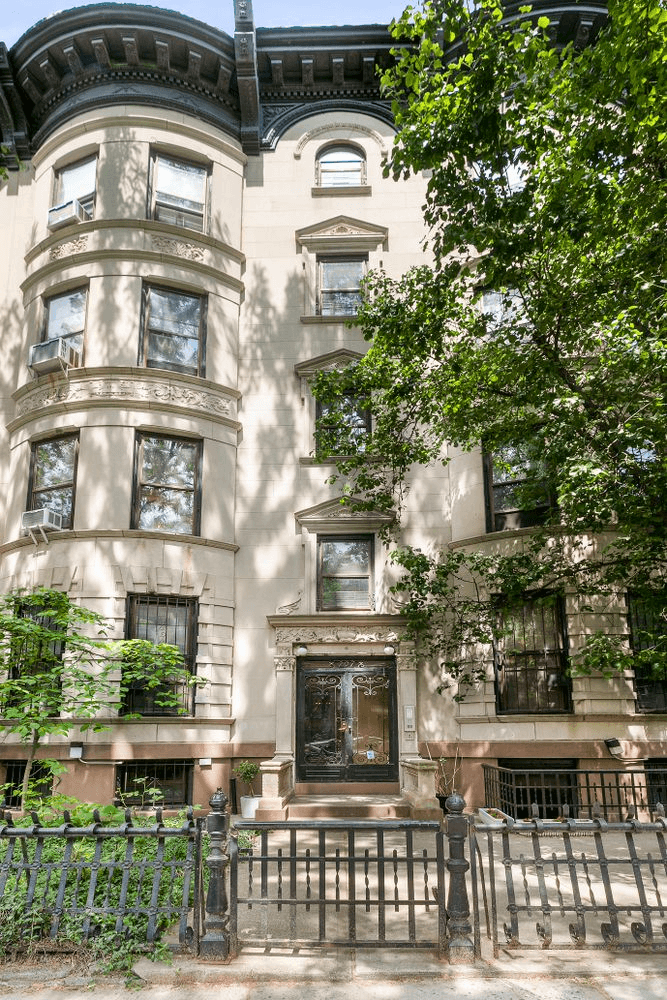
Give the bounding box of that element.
[123,595,197,716]
[43,287,87,355]
[149,153,208,232]
[132,433,201,535]
[49,156,96,228]
[316,145,366,187]
[316,394,370,456]
[141,285,205,377]
[28,434,79,530]
[484,444,550,532]
[317,256,365,316]
[317,535,374,611]
[495,594,571,714]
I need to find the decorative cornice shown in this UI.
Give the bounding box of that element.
[2,3,609,164]
[294,348,363,379]
[294,497,394,533]
[261,100,394,150]
[267,615,404,647]
[9,368,241,433]
[296,214,388,253]
[24,218,245,269]
[0,529,239,556]
[9,5,240,151]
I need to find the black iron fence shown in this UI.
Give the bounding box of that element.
[0,807,203,948]
[3,792,667,963]
[471,815,667,956]
[228,819,447,954]
[482,764,667,821]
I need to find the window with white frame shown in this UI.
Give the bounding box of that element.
[43,287,87,355]
[316,145,366,187]
[50,156,97,223]
[132,433,201,535]
[28,434,79,529]
[149,153,208,232]
[318,256,366,316]
[140,285,206,377]
[295,216,386,321]
[317,535,374,611]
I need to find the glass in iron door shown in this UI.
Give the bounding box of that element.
[298,660,397,782]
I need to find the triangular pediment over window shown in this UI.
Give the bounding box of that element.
[296,215,388,253]
[295,497,394,533]
[294,349,363,379]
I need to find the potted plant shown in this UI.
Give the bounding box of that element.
[234,760,261,818]
[425,744,460,812]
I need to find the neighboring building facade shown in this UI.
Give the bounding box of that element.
[0,1,663,818]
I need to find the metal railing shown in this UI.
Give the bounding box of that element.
[471,815,667,955]
[482,764,667,821]
[228,819,446,954]
[0,807,203,948]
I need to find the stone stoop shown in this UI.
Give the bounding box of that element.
[266,794,438,821]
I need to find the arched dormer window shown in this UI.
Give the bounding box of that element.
[316,145,366,188]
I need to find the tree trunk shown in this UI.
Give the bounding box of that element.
[20,732,39,812]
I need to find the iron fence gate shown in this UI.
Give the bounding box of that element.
[0,807,204,949]
[470,816,667,956]
[229,820,446,954]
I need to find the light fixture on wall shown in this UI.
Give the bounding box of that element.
[383,644,395,655]
[69,742,84,759]
[295,644,308,656]
[604,738,624,759]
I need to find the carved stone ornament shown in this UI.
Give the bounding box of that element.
[275,656,297,672]
[294,122,388,159]
[49,236,88,260]
[151,235,205,261]
[15,375,233,420]
[275,626,400,646]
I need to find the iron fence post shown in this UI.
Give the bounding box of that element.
[445,791,474,963]
[200,788,231,961]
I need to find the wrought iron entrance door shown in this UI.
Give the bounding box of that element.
[296,658,398,782]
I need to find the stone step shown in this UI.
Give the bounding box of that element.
[285,794,413,820]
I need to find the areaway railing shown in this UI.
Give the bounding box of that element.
[0,807,203,949]
[482,764,667,822]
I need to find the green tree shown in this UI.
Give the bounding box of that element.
[0,588,198,809]
[313,0,667,692]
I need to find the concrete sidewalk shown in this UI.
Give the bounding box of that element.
[2,947,667,998]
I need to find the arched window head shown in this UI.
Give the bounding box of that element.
[316,145,366,188]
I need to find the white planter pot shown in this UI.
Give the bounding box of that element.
[240,795,261,819]
[477,806,512,826]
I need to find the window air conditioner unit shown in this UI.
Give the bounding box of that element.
[28,338,80,375]
[21,508,63,535]
[47,198,90,230]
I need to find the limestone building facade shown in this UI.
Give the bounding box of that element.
[0,1,664,818]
